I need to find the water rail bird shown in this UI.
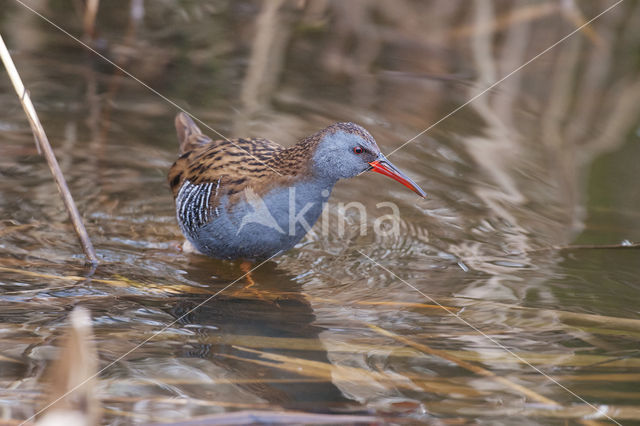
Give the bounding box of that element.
[168,112,426,260]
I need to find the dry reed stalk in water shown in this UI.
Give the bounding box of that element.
[36,307,99,425]
[0,35,98,265]
[367,324,605,426]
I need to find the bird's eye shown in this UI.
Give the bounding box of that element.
[353,146,364,154]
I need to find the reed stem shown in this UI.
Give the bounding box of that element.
[0,34,98,265]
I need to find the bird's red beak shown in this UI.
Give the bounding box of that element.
[369,156,426,198]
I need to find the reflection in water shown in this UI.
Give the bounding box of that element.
[163,261,353,411]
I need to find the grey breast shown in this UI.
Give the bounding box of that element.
[177,178,334,259]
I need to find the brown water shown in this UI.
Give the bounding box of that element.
[1,1,640,424]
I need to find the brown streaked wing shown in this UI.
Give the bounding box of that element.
[168,137,286,199]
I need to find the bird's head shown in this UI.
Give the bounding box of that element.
[311,122,426,197]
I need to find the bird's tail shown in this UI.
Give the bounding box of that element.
[175,112,211,154]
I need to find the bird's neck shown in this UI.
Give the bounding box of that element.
[269,133,324,177]
[270,141,337,203]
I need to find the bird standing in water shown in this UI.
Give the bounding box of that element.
[168,112,425,260]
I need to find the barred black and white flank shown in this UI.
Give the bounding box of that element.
[175,179,219,236]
